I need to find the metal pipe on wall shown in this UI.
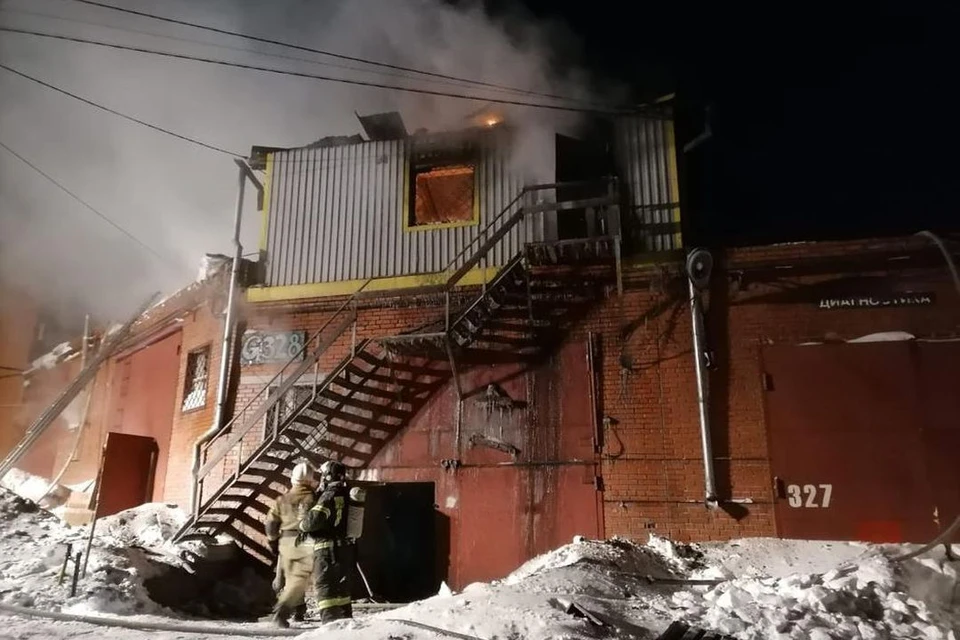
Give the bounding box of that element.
[689,276,719,507]
[189,160,247,516]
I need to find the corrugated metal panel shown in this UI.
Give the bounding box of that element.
[265,131,531,288]
[614,115,682,252]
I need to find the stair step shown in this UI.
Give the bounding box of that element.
[343,365,434,393]
[227,481,281,500]
[316,438,373,462]
[291,413,322,429]
[354,350,447,377]
[206,507,265,533]
[323,423,384,447]
[471,334,540,350]
[318,390,409,419]
[333,378,409,403]
[251,454,288,469]
[269,441,299,454]
[322,406,401,431]
[221,524,272,564]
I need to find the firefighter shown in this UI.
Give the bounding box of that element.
[264,461,318,628]
[299,459,354,622]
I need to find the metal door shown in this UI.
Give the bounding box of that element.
[95,432,158,517]
[763,342,937,542]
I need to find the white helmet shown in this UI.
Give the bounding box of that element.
[290,461,316,486]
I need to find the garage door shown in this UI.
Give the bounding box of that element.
[763,340,958,543]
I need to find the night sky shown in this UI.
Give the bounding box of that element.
[510,1,959,247]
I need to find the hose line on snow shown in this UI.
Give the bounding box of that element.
[0,602,302,637]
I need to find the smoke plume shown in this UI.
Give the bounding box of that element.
[0,0,609,324]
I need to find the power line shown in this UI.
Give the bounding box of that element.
[0,138,179,268]
[0,6,555,98]
[66,0,607,107]
[0,26,628,115]
[0,62,243,157]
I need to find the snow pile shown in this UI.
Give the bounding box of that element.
[674,549,956,639]
[0,489,200,616]
[0,468,72,510]
[301,536,957,640]
[96,503,189,551]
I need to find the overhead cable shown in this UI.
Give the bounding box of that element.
[0,26,627,115]
[0,62,243,157]
[66,0,605,106]
[0,138,179,268]
[0,6,564,97]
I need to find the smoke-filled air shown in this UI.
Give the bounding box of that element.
[0,0,615,322]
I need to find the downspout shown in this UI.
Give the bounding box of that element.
[189,160,248,516]
[687,249,719,507]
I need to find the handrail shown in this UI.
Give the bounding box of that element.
[196,278,374,481]
[191,340,372,524]
[440,179,615,292]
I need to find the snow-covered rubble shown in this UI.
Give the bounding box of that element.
[305,536,958,640]
[0,489,198,615]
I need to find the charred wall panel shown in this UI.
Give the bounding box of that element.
[264,130,529,288]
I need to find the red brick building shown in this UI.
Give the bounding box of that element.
[4,110,957,594]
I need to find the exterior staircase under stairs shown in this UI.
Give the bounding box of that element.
[174,182,621,563]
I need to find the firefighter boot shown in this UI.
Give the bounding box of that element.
[293,604,307,622]
[272,606,291,629]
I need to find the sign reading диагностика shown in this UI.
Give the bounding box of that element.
[240,330,307,366]
[817,292,935,310]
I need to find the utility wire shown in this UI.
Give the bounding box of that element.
[66,0,605,107]
[0,62,243,157]
[0,26,628,115]
[0,138,179,268]
[0,6,561,98]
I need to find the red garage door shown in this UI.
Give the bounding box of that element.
[763,340,958,543]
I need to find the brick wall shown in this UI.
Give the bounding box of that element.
[163,303,224,508]
[233,235,960,553]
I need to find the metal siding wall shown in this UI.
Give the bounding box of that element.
[264,134,536,288]
[615,116,679,252]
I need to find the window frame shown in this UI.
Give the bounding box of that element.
[181,344,211,413]
[403,144,480,232]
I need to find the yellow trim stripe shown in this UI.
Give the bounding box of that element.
[316,596,351,610]
[664,121,683,249]
[260,153,274,252]
[246,266,500,303]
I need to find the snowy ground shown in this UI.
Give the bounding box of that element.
[0,485,955,639]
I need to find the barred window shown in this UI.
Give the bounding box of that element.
[182,346,210,412]
[263,384,315,439]
[411,164,475,227]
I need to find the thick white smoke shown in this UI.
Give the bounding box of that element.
[0,0,612,322]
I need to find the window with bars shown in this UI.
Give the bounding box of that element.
[181,346,210,412]
[263,384,315,439]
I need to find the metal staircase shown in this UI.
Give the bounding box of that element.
[174,180,621,562]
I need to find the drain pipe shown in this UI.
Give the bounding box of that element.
[687,249,719,507]
[189,160,248,516]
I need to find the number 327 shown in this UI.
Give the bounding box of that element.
[786,484,833,508]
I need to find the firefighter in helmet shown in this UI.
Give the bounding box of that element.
[299,459,354,622]
[264,461,318,628]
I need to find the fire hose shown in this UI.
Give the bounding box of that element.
[0,602,302,636]
[0,603,480,639]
